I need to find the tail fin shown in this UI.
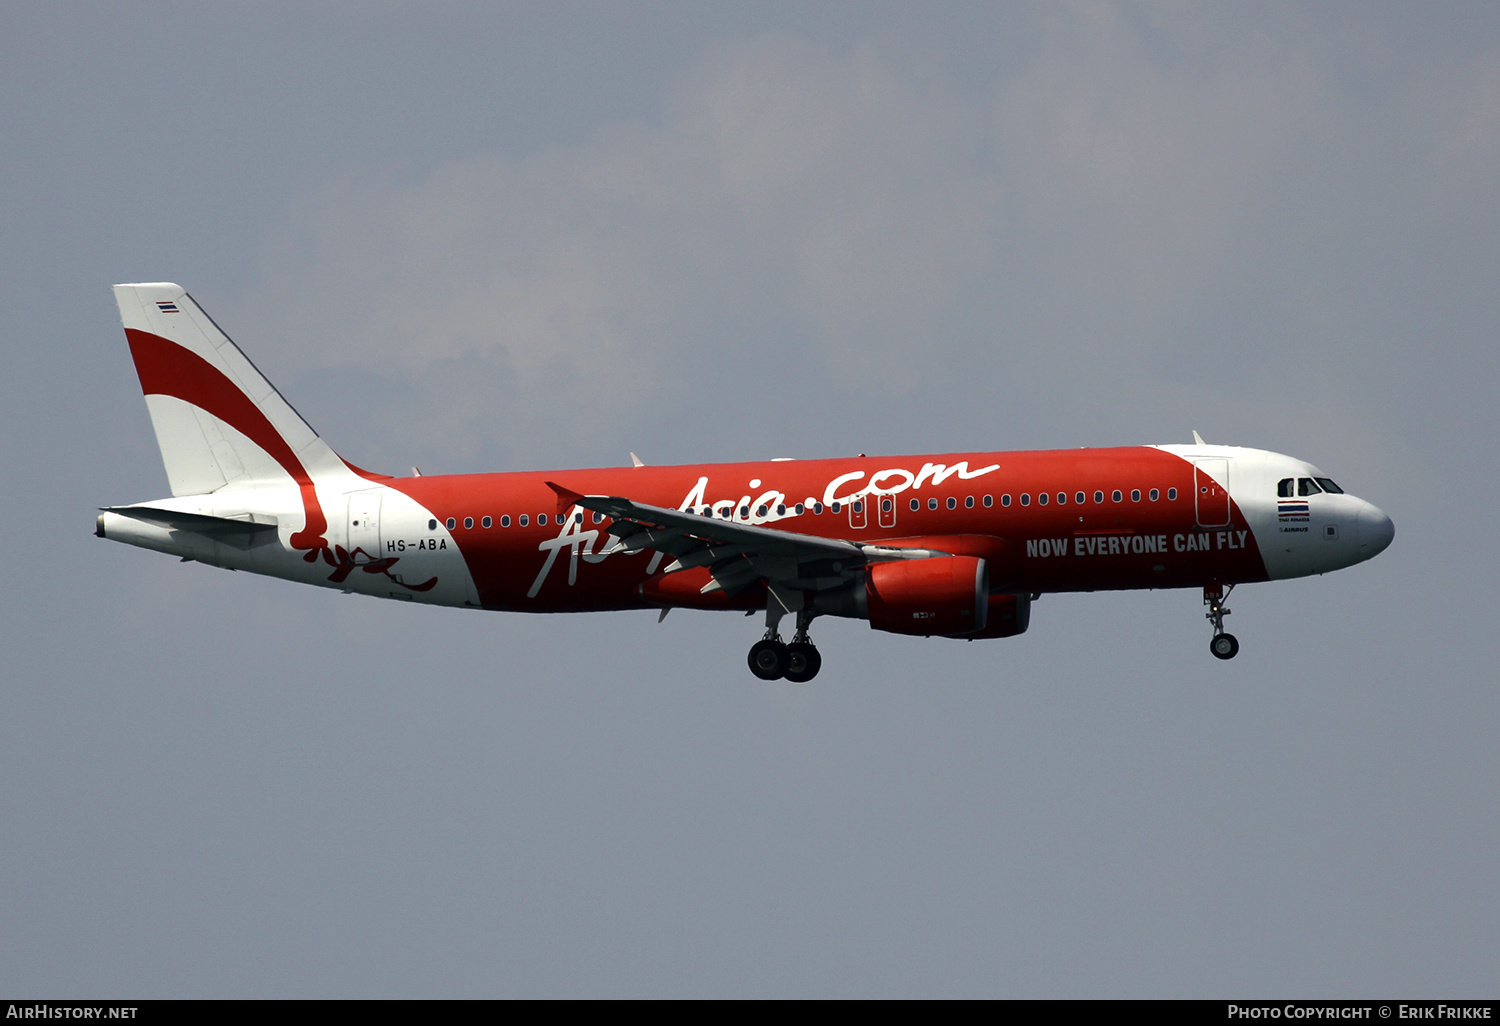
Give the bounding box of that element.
[113,283,348,497]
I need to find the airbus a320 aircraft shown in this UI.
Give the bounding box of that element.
[98,284,1394,681]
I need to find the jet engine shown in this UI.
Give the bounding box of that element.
[865,555,988,636]
[956,591,1031,639]
[809,554,1032,639]
[808,554,985,636]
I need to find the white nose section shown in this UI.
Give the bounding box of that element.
[1357,505,1395,558]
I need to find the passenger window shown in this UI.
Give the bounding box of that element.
[947,496,957,510]
[1056,492,1066,505]
[538,514,548,526]
[482,516,492,528]
[1131,489,1140,502]
[428,519,437,531]
[1001,494,1011,507]
[795,503,805,515]
[1167,488,1178,500]
[1112,489,1123,502]
[928,497,938,510]
[519,515,528,527]
[965,495,975,509]
[777,504,786,516]
[757,505,769,517]
[1094,491,1104,504]
[983,495,993,507]
[852,501,863,514]
[1037,492,1048,506]
[1298,478,1322,497]
[1315,478,1344,494]
[1149,488,1159,501]
[501,515,511,527]
[910,498,920,512]
[1020,493,1030,506]
[813,502,824,514]
[1278,478,1295,498]
[1075,492,1085,504]
[831,502,841,514]
[445,517,456,530]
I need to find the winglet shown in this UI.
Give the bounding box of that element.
[546,481,587,518]
[1192,430,1206,446]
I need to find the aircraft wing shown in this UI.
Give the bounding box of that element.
[546,482,940,598]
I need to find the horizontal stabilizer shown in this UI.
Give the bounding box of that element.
[99,506,280,547]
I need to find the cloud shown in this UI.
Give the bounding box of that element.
[247,32,1006,461]
[238,8,1494,470]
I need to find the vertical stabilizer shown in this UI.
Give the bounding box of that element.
[113,283,347,496]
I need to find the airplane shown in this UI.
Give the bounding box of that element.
[97,283,1395,681]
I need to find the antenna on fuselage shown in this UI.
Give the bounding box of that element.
[630,452,645,467]
[1192,430,1206,446]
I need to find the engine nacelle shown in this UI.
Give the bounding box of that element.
[955,592,1032,639]
[864,555,988,637]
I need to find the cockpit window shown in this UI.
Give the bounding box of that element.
[1278,478,1294,498]
[1315,477,1344,494]
[1297,478,1323,497]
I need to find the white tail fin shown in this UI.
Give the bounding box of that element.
[113,283,350,496]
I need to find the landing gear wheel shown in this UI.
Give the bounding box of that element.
[1210,633,1240,660]
[1202,583,1239,661]
[784,642,822,683]
[748,638,790,680]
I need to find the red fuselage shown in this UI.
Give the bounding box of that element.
[376,447,1265,613]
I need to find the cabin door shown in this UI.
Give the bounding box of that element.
[1193,460,1231,528]
[347,491,383,557]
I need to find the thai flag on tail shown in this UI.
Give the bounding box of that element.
[156,301,179,313]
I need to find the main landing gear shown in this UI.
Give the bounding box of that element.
[1205,583,1239,660]
[748,607,822,682]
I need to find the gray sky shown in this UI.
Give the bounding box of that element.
[2,1,1497,997]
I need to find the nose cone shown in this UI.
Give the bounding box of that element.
[1356,504,1395,559]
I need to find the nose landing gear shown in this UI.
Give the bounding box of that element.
[1205,583,1239,660]
[747,607,822,681]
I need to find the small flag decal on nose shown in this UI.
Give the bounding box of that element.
[156,301,180,313]
[1278,501,1310,519]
